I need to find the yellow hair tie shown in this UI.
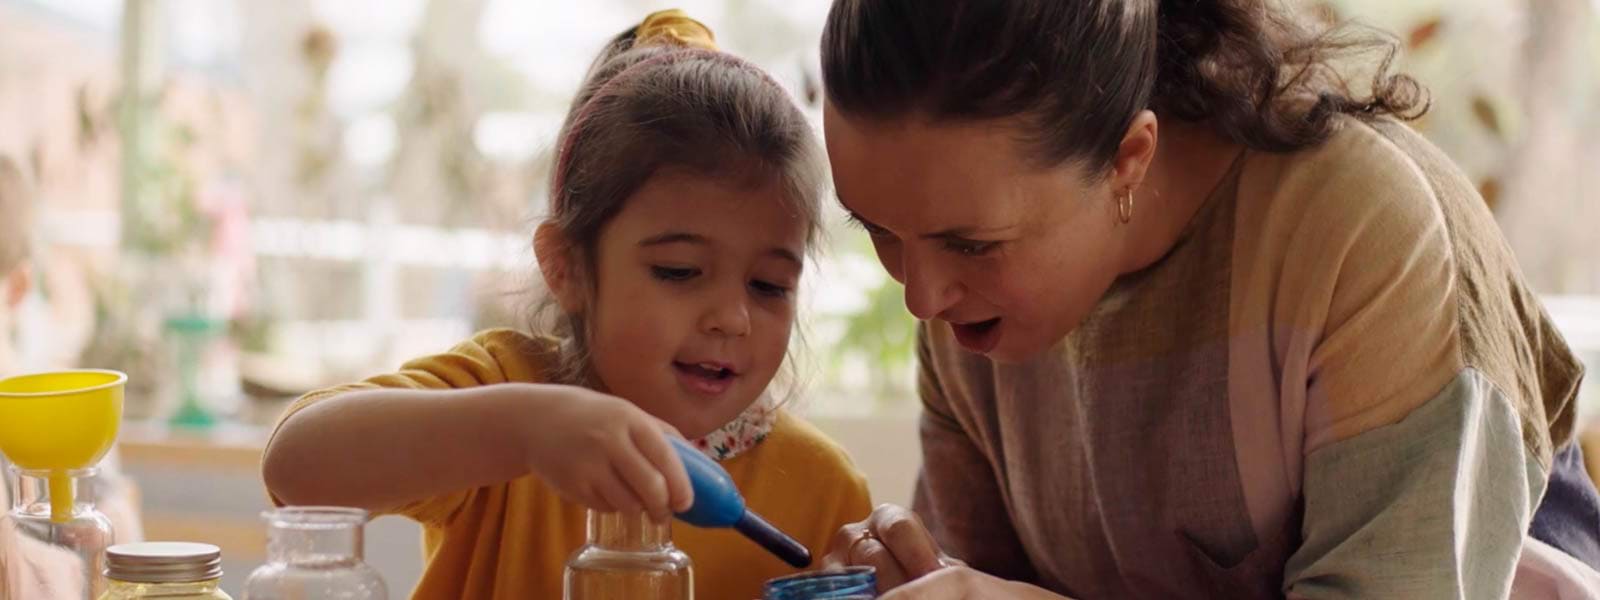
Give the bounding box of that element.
[635,9,718,52]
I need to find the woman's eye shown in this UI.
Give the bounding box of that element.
[651,266,700,281]
[944,240,998,257]
[848,215,893,239]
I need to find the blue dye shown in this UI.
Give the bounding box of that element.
[763,567,877,599]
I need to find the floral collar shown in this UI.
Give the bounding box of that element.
[688,397,777,461]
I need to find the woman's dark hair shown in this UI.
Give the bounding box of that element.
[821,0,1428,172]
[537,21,826,385]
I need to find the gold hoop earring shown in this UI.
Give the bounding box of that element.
[1117,189,1135,224]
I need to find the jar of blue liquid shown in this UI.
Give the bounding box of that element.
[762,567,877,599]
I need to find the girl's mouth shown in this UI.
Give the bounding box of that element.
[674,361,737,396]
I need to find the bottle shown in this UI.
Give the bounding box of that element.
[7,466,115,599]
[98,542,231,599]
[762,567,877,599]
[563,511,694,600]
[242,507,387,599]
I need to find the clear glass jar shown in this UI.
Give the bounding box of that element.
[98,542,231,599]
[8,466,115,599]
[564,511,693,600]
[762,567,877,599]
[242,507,387,600]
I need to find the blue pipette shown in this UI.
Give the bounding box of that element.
[669,437,813,569]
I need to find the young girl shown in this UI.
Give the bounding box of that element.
[1,155,143,600]
[0,154,83,600]
[262,10,872,600]
[0,156,33,378]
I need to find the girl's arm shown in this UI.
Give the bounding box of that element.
[263,383,694,520]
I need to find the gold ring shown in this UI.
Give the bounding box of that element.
[847,528,877,559]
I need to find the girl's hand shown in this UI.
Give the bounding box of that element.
[521,385,695,520]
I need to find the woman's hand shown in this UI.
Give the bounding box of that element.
[522,385,695,521]
[880,566,1070,599]
[824,504,1069,598]
[823,504,962,590]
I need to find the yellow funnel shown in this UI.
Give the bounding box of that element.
[0,370,125,522]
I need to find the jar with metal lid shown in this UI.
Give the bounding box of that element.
[97,542,232,599]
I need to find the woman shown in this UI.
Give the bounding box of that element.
[815,0,1597,598]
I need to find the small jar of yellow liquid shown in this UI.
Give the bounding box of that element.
[564,511,694,600]
[99,542,232,599]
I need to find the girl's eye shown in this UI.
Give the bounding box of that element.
[651,266,700,281]
[749,279,791,299]
[944,240,998,257]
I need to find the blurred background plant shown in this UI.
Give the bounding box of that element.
[0,0,1594,421]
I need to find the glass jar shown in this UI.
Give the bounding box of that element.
[763,567,877,599]
[242,507,387,600]
[7,466,115,599]
[564,511,693,600]
[98,542,231,599]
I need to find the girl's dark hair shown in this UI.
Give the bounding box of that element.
[537,22,826,385]
[821,0,1428,172]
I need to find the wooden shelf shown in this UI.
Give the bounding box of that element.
[117,422,270,473]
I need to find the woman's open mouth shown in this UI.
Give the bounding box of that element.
[951,318,1003,353]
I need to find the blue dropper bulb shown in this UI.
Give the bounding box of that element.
[669,437,813,569]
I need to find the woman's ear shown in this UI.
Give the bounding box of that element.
[533,223,584,314]
[1110,109,1158,194]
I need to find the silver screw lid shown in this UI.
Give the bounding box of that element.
[105,542,223,583]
